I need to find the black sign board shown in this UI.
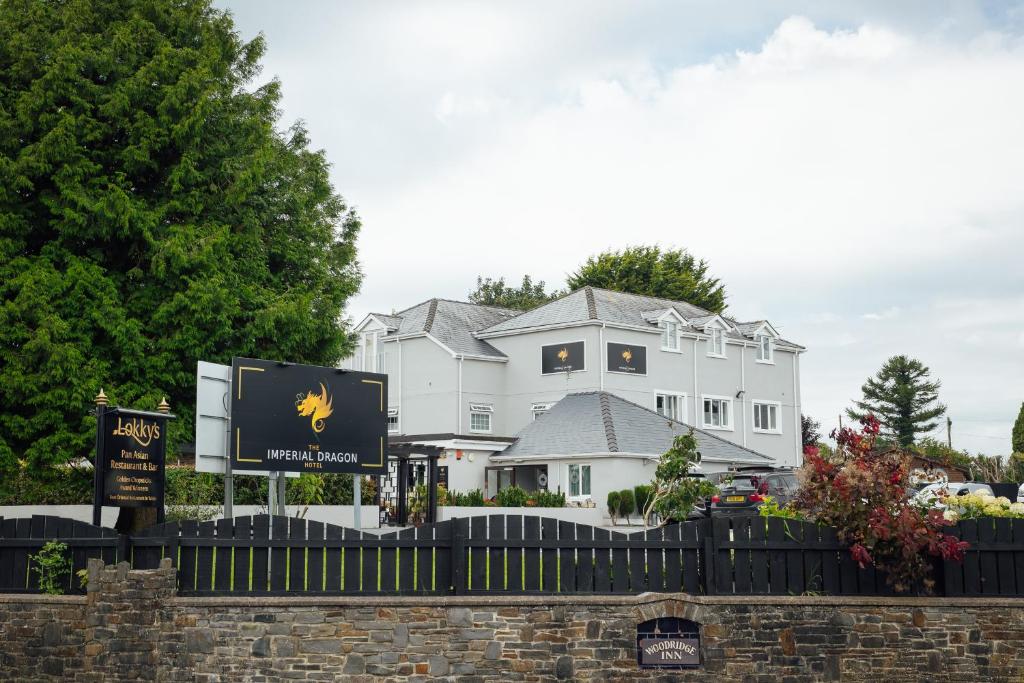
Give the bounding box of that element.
[637,617,700,669]
[229,357,387,474]
[541,341,585,374]
[607,342,647,375]
[99,408,168,508]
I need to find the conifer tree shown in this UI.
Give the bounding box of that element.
[1012,403,1024,454]
[846,356,946,447]
[0,0,362,492]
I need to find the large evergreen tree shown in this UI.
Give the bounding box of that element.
[1013,402,1024,454]
[566,246,726,313]
[0,0,361,487]
[846,356,946,447]
[468,275,557,311]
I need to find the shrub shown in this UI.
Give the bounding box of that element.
[30,541,71,595]
[647,431,716,525]
[533,489,566,507]
[634,485,653,521]
[165,468,220,522]
[607,491,620,524]
[618,489,635,523]
[464,489,485,506]
[496,485,529,507]
[942,492,1024,521]
[758,495,806,521]
[795,415,968,593]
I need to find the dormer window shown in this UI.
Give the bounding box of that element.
[756,334,773,363]
[660,320,679,351]
[707,328,725,357]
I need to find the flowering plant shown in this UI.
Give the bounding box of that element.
[794,415,968,592]
[942,492,1024,521]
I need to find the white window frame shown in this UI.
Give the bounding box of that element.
[755,334,774,364]
[567,463,592,501]
[660,320,680,352]
[531,402,553,420]
[376,350,387,374]
[469,403,493,434]
[654,391,687,423]
[752,400,782,434]
[387,407,400,434]
[706,327,726,358]
[701,394,734,431]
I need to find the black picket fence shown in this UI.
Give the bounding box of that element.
[2,514,1023,597]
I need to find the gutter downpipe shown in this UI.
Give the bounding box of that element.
[457,355,464,435]
[741,344,747,448]
[793,352,801,468]
[692,337,699,425]
[397,338,402,433]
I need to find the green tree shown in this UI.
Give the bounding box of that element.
[1013,403,1024,454]
[801,414,821,450]
[0,0,361,495]
[846,356,946,448]
[646,430,716,526]
[567,246,726,313]
[468,275,557,311]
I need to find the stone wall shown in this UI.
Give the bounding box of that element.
[2,560,1024,681]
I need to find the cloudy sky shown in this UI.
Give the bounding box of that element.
[219,0,1024,454]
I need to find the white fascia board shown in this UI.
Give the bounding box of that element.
[489,451,660,462]
[352,314,379,333]
[753,321,781,338]
[415,439,513,451]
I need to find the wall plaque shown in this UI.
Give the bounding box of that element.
[637,617,700,669]
[229,357,387,474]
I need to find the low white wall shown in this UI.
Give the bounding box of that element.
[439,505,614,528]
[0,505,380,529]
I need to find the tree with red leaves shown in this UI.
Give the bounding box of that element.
[795,415,968,592]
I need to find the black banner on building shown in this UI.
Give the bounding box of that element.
[229,357,388,474]
[96,407,170,512]
[541,341,585,374]
[607,342,647,375]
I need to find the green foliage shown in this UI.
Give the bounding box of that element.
[30,541,71,595]
[567,246,726,313]
[446,489,485,507]
[1013,403,1024,454]
[0,463,91,504]
[801,414,821,450]
[910,437,972,469]
[758,495,806,521]
[496,485,529,507]
[468,275,558,311]
[285,473,325,507]
[319,473,376,505]
[408,484,428,526]
[617,489,635,522]
[0,0,362,494]
[606,491,620,523]
[164,467,219,522]
[647,430,714,524]
[633,485,653,520]
[530,489,566,508]
[846,355,946,447]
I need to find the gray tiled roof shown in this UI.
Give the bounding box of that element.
[385,299,518,358]
[493,391,774,465]
[477,287,803,349]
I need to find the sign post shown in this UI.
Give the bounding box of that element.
[92,390,173,528]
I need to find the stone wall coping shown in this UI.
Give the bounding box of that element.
[0,593,86,605]
[169,591,1024,609]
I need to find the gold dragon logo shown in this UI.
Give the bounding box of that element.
[295,383,334,434]
[557,347,569,363]
[622,348,633,363]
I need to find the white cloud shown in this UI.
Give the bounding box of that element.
[862,307,901,321]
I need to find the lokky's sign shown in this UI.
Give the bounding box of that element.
[229,357,387,474]
[96,406,171,513]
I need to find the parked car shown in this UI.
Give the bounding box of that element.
[1018,482,1024,504]
[709,469,798,515]
[913,482,994,509]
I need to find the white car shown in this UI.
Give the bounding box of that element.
[913,482,994,509]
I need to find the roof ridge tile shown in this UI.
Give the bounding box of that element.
[599,392,619,452]
[424,299,439,333]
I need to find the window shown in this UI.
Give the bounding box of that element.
[655,392,685,422]
[752,401,780,433]
[387,407,399,433]
[660,320,679,351]
[702,396,733,430]
[568,463,592,499]
[756,334,773,363]
[707,328,725,357]
[531,402,552,420]
[376,350,387,373]
[469,403,493,433]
